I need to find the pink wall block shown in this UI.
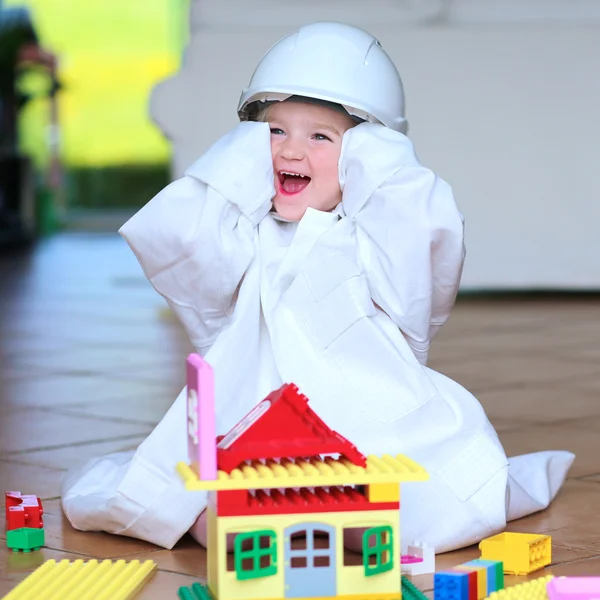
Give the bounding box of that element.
[186,353,217,480]
[547,577,600,600]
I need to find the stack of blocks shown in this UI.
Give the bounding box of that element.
[434,532,553,600]
[5,491,45,553]
[434,559,504,600]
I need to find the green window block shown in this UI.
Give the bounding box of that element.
[363,525,393,576]
[234,529,277,580]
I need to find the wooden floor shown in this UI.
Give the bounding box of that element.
[2,233,600,598]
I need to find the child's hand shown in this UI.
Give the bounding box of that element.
[338,122,419,218]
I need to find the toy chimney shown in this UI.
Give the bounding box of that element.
[186,353,217,480]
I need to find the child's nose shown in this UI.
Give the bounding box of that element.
[280,137,305,160]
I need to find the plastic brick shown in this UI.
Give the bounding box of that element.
[178,582,213,600]
[2,558,157,600]
[546,576,600,600]
[5,492,44,531]
[435,571,473,600]
[216,485,398,516]
[401,541,435,576]
[6,528,45,552]
[177,453,428,492]
[216,383,367,473]
[462,559,504,595]
[480,532,551,575]
[485,575,554,600]
[186,354,217,481]
[403,577,429,600]
[455,564,487,599]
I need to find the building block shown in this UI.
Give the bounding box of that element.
[234,529,277,580]
[6,527,45,552]
[363,525,394,576]
[186,354,217,481]
[403,577,429,600]
[177,452,428,492]
[455,564,487,599]
[176,353,429,600]
[368,482,400,503]
[480,532,551,575]
[546,576,600,600]
[435,570,474,600]
[462,559,504,595]
[2,558,157,600]
[216,485,398,517]
[178,582,212,600]
[486,575,554,600]
[215,383,367,473]
[5,492,44,530]
[401,541,435,575]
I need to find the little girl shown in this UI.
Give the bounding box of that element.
[62,21,573,553]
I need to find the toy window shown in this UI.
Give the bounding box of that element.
[234,529,277,580]
[363,525,394,576]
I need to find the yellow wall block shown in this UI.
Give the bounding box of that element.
[367,483,400,503]
[209,509,401,600]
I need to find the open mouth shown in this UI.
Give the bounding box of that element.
[277,171,312,195]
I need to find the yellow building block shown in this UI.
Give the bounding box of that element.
[485,575,554,600]
[177,453,428,492]
[3,559,156,600]
[479,532,551,575]
[367,483,400,503]
[455,564,487,599]
[211,510,401,600]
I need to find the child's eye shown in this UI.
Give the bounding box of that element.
[270,127,284,135]
[313,133,332,142]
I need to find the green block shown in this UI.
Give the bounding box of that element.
[493,560,504,591]
[177,582,212,600]
[6,527,45,552]
[402,576,428,600]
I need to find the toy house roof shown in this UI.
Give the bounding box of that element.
[215,383,367,473]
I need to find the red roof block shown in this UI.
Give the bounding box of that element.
[216,384,366,473]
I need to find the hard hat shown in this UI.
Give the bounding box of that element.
[238,22,407,133]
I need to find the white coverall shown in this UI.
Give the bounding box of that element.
[61,122,574,553]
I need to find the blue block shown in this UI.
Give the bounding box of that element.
[434,571,471,600]
[462,559,503,594]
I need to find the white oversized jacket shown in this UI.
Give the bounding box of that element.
[61,122,573,552]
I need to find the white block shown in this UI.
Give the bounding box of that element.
[401,541,435,576]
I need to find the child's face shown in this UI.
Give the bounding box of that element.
[268,101,355,221]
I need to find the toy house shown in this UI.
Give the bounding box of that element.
[177,354,429,600]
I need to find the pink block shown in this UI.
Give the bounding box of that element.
[401,555,424,564]
[547,577,600,600]
[186,354,217,480]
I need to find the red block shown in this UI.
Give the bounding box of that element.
[216,383,367,473]
[5,491,44,531]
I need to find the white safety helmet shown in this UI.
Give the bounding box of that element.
[238,22,407,134]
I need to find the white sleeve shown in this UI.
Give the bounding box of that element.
[338,123,465,365]
[119,121,274,353]
[61,123,274,549]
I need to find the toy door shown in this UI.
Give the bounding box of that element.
[284,523,337,598]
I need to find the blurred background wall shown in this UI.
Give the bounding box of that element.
[1,0,188,220]
[2,0,599,291]
[152,0,600,290]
